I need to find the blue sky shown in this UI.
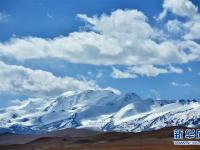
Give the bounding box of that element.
[0,0,200,107]
[0,0,163,41]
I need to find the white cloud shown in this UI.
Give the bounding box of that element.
[0,61,117,97]
[111,67,137,79]
[77,9,153,41]
[0,9,199,67]
[156,9,167,21]
[170,81,191,87]
[160,0,200,40]
[111,65,183,79]
[167,65,183,74]
[183,15,200,40]
[166,19,185,34]
[0,7,199,84]
[129,65,168,77]
[159,0,198,19]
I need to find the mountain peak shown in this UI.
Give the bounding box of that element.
[0,90,200,135]
[120,92,142,102]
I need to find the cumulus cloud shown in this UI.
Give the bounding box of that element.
[1,1,200,101]
[0,61,117,97]
[166,19,185,34]
[111,65,183,79]
[160,0,200,40]
[0,9,199,67]
[170,81,191,87]
[183,15,200,40]
[0,4,200,84]
[159,0,198,19]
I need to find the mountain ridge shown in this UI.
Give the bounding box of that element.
[0,90,200,135]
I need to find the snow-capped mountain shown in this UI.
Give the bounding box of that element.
[0,90,200,135]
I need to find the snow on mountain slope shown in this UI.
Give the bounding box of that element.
[0,90,199,135]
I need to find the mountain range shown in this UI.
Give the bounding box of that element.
[0,90,200,135]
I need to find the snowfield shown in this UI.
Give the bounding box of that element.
[0,90,200,134]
